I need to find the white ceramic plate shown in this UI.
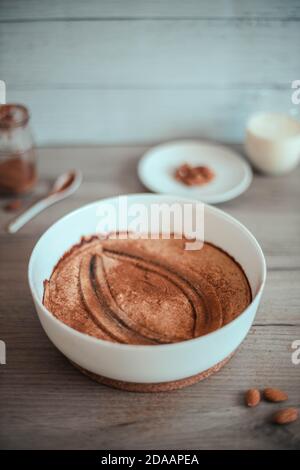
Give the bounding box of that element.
[138,141,253,204]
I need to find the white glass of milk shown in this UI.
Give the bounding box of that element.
[245,112,300,175]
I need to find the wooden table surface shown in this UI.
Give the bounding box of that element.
[1,145,299,450]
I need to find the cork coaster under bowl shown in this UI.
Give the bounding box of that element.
[71,353,233,392]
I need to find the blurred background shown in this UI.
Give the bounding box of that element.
[1,2,300,452]
[1,0,300,146]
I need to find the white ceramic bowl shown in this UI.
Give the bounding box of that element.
[28,194,266,384]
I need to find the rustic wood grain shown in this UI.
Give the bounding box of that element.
[3,20,299,88]
[0,145,299,450]
[7,88,296,145]
[1,1,299,145]
[1,0,300,20]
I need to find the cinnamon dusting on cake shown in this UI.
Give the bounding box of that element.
[43,234,251,345]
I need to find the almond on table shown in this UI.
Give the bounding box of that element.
[263,388,288,403]
[245,389,261,407]
[272,408,298,425]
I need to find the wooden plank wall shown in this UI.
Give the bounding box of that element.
[0,0,300,145]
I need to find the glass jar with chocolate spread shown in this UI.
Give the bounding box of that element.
[0,104,37,195]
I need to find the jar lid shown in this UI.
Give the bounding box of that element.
[0,104,29,129]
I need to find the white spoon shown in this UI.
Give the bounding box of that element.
[7,170,82,234]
